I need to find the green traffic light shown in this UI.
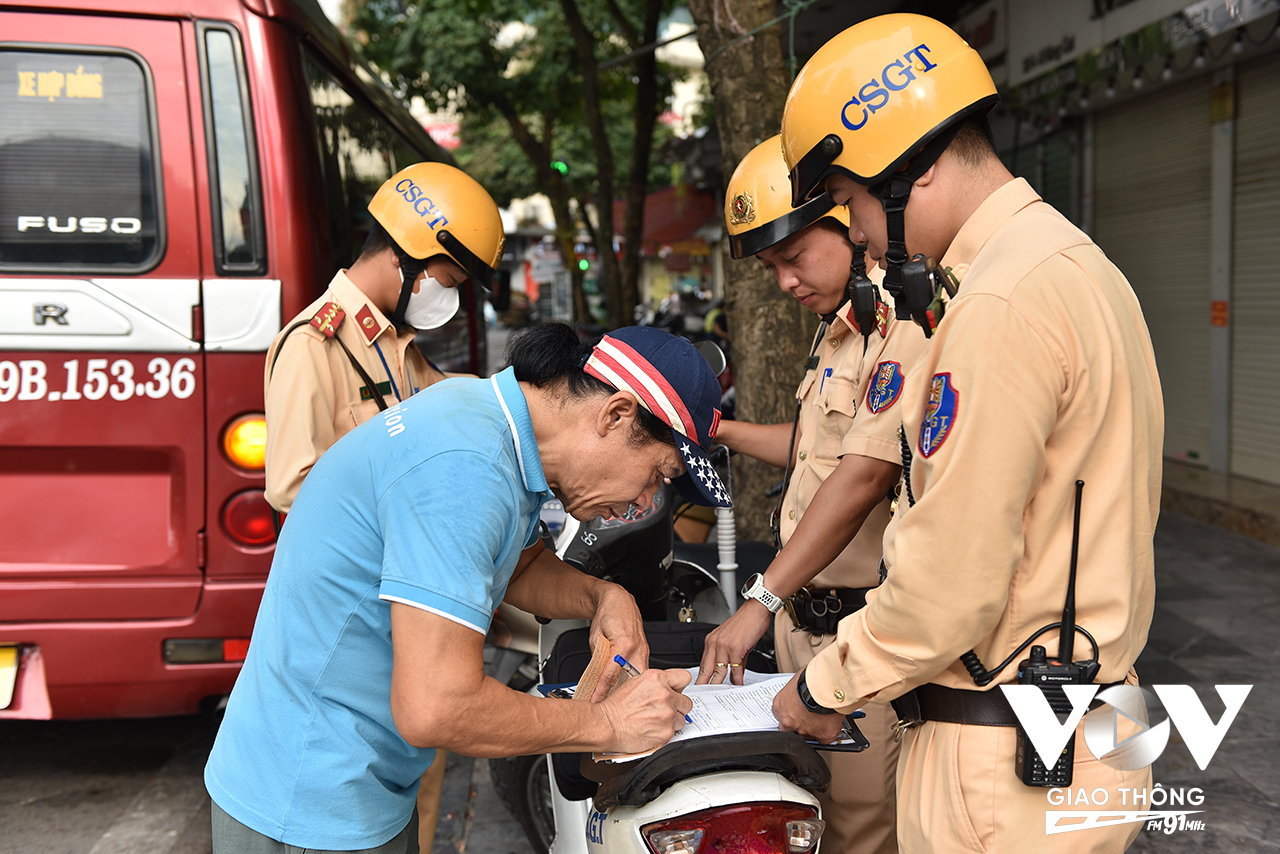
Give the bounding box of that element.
[552,160,568,175]
[578,259,589,271]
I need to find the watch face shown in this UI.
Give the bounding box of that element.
[741,573,762,597]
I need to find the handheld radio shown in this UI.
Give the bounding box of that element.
[958,479,1101,788]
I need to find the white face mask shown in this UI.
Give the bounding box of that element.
[403,275,460,330]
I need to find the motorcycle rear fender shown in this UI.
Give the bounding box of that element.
[591,770,820,854]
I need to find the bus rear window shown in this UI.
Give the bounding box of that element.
[0,49,162,271]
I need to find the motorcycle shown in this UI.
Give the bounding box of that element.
[488,458,849,854]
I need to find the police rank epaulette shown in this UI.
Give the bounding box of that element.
[309,302,345,338]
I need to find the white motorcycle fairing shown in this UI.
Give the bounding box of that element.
[582,769,820,854]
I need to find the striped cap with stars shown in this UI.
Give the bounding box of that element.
[583,327,730,508]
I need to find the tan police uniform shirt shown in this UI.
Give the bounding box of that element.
[779,298,926,591]
[263,270,446,512]
[805,178,1164,710]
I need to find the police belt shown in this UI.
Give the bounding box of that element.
[890,681,1126,736]
[783,586,872,636]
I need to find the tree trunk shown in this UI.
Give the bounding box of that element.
[561,0,625,329]
[618,0,664,321]
[687,0,816,542]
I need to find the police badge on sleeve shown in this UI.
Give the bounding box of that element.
[866,361,904,413]
[919,373,957,457]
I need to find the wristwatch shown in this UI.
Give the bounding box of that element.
[796,668,838,715]
[740,572,784,613]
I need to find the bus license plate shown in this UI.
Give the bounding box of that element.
[0,646,16,709]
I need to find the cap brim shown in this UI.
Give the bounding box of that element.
[672,435,731,508]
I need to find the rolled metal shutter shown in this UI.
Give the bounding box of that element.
[1093,76,1213,465]
[1005,129,1076,222]
[1231,52,1280,484]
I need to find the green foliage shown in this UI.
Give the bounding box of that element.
[351,0,679,209]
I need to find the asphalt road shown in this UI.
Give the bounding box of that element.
[0,710,534,854]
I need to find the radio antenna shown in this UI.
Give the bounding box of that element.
[1059,480,1084,663]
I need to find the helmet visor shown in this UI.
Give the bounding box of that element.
[789,134,848,207]
[438,229,498,288]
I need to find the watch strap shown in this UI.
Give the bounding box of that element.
[744,574,784,613]
[797,668,838,714]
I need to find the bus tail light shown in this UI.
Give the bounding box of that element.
[222,413,267,471]
[643,804,823,854]
[221,490,275,547]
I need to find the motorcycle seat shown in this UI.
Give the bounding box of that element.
[584,730,831,810]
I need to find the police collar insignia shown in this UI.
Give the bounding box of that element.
[354,305,382,342]
[919,373,957,457]
[309,302,346,338]
[875,296,890,338]
[866,361,904,414]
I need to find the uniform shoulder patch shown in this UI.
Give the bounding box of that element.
[309,302,345,338]
[919,373,958,457]
[866,361,904,413]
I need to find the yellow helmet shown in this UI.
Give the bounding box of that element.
[781,13,998,205]
[725,135,849,260]
[368,162,504,288]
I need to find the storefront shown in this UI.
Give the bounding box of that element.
[972,0,1280,484]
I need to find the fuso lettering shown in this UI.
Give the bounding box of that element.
[394,178,448,229]
[841,44,938,131]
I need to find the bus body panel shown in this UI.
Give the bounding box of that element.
[0,0,476,719]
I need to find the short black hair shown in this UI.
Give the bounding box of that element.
[507,323,675,448]
[361,220,396,257]
[948,114,998,168]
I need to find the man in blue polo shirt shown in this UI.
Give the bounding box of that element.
[206,324,728,853]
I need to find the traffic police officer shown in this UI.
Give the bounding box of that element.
[698,137,926,854]
[262,161,504,851]
[772,15,1163,853]
[264,161,502,513]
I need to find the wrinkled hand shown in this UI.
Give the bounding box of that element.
[588,583,647,702]
[773,672,846,744]
[696,601,772,685]
[599,669,694,755]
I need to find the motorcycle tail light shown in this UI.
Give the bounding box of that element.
[645,828,703,854]
[221,489,276,547]
[643,803,822,854]
[222,413,267,471]
[786,818,825,852]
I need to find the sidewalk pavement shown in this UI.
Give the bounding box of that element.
[1163,458,1280,548]
[1127,510,1280,852]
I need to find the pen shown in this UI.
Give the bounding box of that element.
[819,367,832,396]
[614,654,693,723]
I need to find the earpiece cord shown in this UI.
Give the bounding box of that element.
[959,623,1100,687]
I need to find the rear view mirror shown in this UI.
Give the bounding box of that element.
[694,339,727,377]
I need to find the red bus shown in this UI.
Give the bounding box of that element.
[0,0,487,718]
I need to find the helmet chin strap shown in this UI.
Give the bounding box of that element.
[821,243,879,342]
[390,247,427,330]
[868,123,966,326]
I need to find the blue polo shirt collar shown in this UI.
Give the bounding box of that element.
[490,367,550,497]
